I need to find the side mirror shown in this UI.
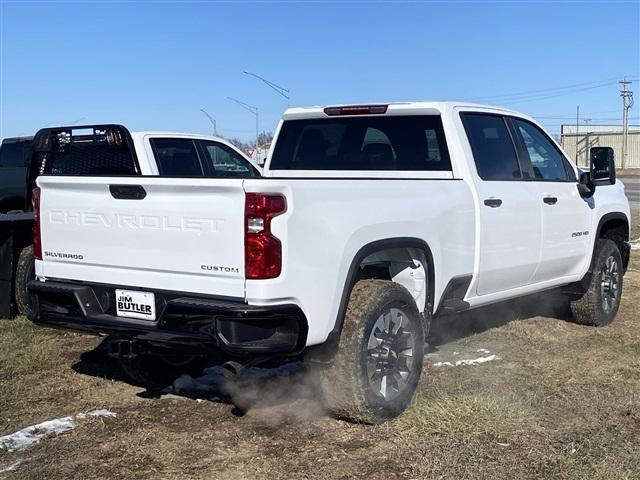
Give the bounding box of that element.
[590,147,616,186]
[577,171,595,198]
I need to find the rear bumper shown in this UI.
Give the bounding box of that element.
[27,279,308,355]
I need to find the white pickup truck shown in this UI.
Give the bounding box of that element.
[28,105,631,422]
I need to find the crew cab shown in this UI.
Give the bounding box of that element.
[28,105,631,422]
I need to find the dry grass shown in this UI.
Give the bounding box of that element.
[399,394,536,438]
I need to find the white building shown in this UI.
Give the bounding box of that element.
[560,124,640,169]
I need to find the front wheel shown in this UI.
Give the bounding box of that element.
[319,280,425,423]
[570,239,623,326]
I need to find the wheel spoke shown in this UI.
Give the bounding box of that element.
[379,375,387,397]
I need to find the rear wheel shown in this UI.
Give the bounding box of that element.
[319,280,425,423]
[15,245,35,317]
[570,239,623,326]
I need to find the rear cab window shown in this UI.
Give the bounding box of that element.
[270,115,451,171]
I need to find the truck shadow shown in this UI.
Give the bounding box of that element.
[72,291,574,416]
[428,291,572,349]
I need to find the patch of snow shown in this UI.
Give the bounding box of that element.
[0,417,75,453]
[87,409,117,418]
[0,459,23,474]
[0,409,117,454]
[630,238,640,250]
[476,348,491,354]
[433,354,500,367]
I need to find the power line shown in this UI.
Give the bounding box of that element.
[467,76,639,106]
[532,109,621,119]
[493,82,619,105]
[467,76,625,102]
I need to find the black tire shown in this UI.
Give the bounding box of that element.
[319,280,426,423]
[570,239,623,326]
[15,245,35,317]
[119,353,205,388]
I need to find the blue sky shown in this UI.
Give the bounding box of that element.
[1,0,638,140]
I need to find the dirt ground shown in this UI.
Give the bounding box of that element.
[1,217,639,479]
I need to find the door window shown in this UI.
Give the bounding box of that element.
[513,119,568,181]
[461,114,522,180]
[199,141,257,177]
[151,138,203,177]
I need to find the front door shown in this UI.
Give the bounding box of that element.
[510,118,591,282]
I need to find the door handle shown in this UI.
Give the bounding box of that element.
[483,198,502,208]
[109,184,147,200]
[543,196,558,205]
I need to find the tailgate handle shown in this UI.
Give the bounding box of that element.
[109,185,146,200]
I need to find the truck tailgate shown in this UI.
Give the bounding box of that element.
[37,176,246,298]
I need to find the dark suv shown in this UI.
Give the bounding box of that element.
[0,137,33,213]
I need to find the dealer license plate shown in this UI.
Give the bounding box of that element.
[115,289,156,321]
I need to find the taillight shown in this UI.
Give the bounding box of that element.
[245,193,286,279]
[32,187,42,260]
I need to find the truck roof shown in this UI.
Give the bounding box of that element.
[128,132,227,142]
[282,101,530,121]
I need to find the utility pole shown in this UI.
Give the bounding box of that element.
[620,78,634,169]
[576,105,580,165]
[200,108,217,136]
[584,119,593,164]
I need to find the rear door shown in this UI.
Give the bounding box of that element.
[509,118,591,282]
[461,113,542,296]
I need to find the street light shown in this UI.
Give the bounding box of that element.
[243,71,290,107]
[200,108,217,136]
[227,96,259,145]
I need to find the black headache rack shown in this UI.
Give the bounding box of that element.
[27,280,308,356]
[28,124,140,201]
